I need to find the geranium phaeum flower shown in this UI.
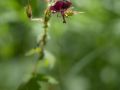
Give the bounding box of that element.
[49,0,72,23]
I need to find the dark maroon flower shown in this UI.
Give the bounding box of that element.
[50,0,72,23]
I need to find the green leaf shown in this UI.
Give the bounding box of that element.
[36,74,49,82]
[46,76,58,84]
[43,50,56,69]
[18,73,58,90]
[25,48,41,56]
[18,77,41,90]
[37,74,58,84]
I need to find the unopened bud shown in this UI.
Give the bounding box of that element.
[26,4,32,19]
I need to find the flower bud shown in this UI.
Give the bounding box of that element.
[26,4,32,19]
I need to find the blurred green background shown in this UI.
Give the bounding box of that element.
[0,0,120,90]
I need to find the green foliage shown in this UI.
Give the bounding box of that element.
[0,0,120,90]
[18,77,41,90]
[25,48,41,56]
[18,74,58,90]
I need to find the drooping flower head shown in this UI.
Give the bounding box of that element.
[50,0,72,12]
[49,0,72,23]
